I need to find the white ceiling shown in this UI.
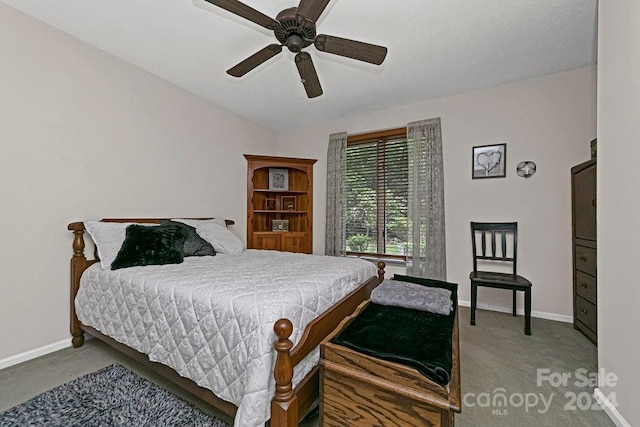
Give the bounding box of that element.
[2,0,598,131]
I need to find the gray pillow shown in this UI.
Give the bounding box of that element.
[371,279,453,315]
[160,220,216,257]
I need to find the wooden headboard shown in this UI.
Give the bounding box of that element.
[68,217,234,231]
[67,218,235,260]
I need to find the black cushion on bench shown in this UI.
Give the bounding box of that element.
[331,275,457,387]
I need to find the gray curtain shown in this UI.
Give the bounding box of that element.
[325,132,347,256]
[406,118,447,280]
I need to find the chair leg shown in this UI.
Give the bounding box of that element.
[524,288,532,335]
[512,290,517,317]
[470,282,477,326]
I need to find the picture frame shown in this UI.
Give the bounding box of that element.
[472,143,507,179]
[281,196,296,211]
[272,219,289,232]
[265,198,277,210]
[269,168,289,191]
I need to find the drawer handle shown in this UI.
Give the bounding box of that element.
[579,256,587,262]
[579,309,588,315]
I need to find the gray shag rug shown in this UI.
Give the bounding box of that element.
[0,364,230,427]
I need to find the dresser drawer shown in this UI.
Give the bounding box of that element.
[575,245,596,276]
[576,296,597,333]
[575,271,597,304]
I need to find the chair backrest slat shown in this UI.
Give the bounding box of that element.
[470,222,518,275]
[481,232,487,257]
[491,230,496,258]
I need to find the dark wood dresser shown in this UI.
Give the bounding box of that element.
[571,159,597,344]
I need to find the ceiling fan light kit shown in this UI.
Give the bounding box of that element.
[205,0,388,98]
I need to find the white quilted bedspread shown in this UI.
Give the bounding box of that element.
[75,250,376,427]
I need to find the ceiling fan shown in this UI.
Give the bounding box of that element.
[204,0,388,98]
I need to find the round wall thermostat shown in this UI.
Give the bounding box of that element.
[516,161,536,178]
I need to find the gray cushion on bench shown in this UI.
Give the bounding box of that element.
[371,279,453,315]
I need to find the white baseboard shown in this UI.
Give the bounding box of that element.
[458,299,573,323]
[0,339,71,371]
[594,388,630,427]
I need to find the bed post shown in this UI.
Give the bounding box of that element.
[272,318,298,427]
[377,261,386,280]
[68,222,87,348]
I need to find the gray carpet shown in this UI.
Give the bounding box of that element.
[0,307,616,426]
[457,307,613,427]
[0,364,229,427]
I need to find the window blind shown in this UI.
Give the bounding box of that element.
[345,134,408,257]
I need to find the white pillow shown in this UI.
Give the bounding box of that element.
[84,221,157,269]
[212,218,228,228]
[173,219,244,255]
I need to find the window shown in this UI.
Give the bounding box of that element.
[345,128,408,260]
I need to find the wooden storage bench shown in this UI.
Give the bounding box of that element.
[319,287,461,427]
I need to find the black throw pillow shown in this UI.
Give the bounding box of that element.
[111,224,188,270]
[160,219,216,257]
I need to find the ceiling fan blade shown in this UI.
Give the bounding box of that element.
[297,0,331,23]
[204,0,277,29]
[227,44,283,77]
[314,34,388,65]
[295,52,323,98]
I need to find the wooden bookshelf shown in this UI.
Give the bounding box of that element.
[244,154,317,253]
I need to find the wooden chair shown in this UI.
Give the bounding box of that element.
[469,222,532,335]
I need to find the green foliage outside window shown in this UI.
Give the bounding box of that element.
[346,234,372,252]
[345,137,408,257]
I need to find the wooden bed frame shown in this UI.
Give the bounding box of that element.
[67,218,385,427]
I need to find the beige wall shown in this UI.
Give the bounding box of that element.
[0,1,601,370]
[276,66,597,319]
[597,1,640,425]
[0,4,276,361]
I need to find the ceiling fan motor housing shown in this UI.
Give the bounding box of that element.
[274,7,316,52]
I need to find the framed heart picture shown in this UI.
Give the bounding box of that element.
[472,143,507,179]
